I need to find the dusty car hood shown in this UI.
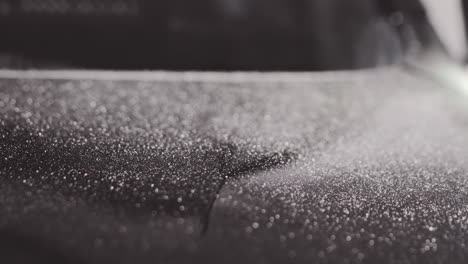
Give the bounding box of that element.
[1,69,468,263]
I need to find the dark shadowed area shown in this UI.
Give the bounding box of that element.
[0,0,443,70]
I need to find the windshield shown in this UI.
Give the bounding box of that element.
[0,0,466,70]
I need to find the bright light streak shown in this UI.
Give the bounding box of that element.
[420,0,467,61]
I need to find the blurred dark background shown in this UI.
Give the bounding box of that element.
[0,0,466,70]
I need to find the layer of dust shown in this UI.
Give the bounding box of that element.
[1,68,468,263]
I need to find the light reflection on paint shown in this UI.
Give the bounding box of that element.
[410,54,468,98]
